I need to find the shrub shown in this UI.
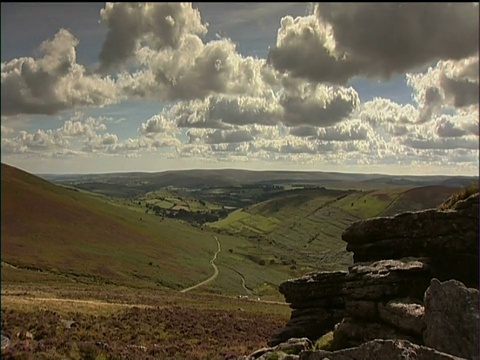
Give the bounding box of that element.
[314,331,336,351]
[439,183,479,210]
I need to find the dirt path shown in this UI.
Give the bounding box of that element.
[228,268,253,295]
[180,236,221,293]
[1,295,157,309]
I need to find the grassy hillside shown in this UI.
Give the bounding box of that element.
[208,185,461,272]
[1,164,297,297]
[1,163,217,289]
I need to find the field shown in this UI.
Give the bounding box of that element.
[1,280,290,359]
[1,163,471,358]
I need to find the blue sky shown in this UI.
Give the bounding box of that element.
[1,3,478,175]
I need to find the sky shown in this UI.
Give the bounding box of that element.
[1,3,479,175]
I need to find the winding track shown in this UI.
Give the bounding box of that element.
[180,236,221,293]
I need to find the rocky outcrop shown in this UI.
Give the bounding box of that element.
[299,339,467,360]
[423,279,479,360]
[342,193,479,287]
[260,193,478,359]
[268,271,346,347]
[239,338,312,360]
[334,258,430,347]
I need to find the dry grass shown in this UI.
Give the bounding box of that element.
[439,183,479,210]
[1,284,289,359]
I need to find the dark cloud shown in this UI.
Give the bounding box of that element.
[441,75,479,108]
[269,3,479,84]
[267,16,356,85]
[436,118,467,138]
[280,85,359,127]
[417,87,443,123]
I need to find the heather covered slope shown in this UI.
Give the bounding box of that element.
[1,163,222,288]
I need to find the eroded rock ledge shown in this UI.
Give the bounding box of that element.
[259,193,478,360]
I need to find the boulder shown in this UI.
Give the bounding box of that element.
[378,298,425,336]
[268,308,344,347]
[299,339,467,360]
[333,317,418,349]
[245,338,311,360]
[269,272,347,347]
[423,279,479,360]
[344,258,432,301]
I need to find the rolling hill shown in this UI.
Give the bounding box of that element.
[1,163,219,288]
[40,168,477,198]
[1,163,296,296]
[208,185,462,271]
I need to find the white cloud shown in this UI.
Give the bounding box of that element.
[139,114,178,135]
[98,3,208,72]
[1,29,119,116]
[407,56,479,122]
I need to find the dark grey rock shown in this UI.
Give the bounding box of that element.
[423,279,479,360]
[378,298,425,336]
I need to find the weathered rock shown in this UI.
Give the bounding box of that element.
[344,258,432,301]
[270,272,347,347]
[423,279,479,360]
[342,194,478,246]
[257,352,299,360]
[299,339,467,360]
[341,194,479,287]
[279,271,347,305]
[378,298,425,336]
[275,337,313,354]
[333,317,418,348]
[344,300,377,320]
[268,308,344,347]
[245,338,311,360]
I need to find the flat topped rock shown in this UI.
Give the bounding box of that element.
[279,271,347,303]
[342,193,479,246]
[344,258,432,300]
[347,258,430,278]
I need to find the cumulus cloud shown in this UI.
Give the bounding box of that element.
[169,93,281,129]
[403,137,478,150]
[359,98,418,135]
[435,117,467,138]
[139,114,178,135]
[290,120,369,141]
[407,56,479,122]
[1,29,119,116]
[118,38,273,101]
[268,3,479,83]
[98,2,207,72]
[280,83,359,127]
[1,129,69,155]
